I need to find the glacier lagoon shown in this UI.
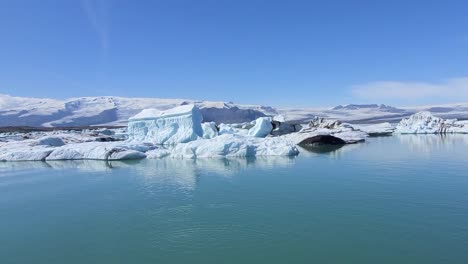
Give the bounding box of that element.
[1,135,468,263]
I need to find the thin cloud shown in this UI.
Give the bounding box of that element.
[351,77,468,104]
[82,0,110,56]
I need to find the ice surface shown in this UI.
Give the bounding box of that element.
[127,105,204,144]
[281,117,368,144]
[201,122,218,139]
[46,142,148,160]
[351,123,395,136]
[247,117,273,137]
[218,123,236,135]
[36,136,65,146]
[170,134,299,158]
[0,140,54,161]
[395,111,468,134]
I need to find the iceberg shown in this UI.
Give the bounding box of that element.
[0,135,150,161]
[46,142,148,160]
[127,104,204,144]
[247,117,273,137]
[169,134,299,158]
[281,117,367,144]
[0,138,58,161]
[36,136,65,146]
[395,111,468,134]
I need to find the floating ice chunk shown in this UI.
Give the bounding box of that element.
[46,142,147,160]
[202,122,218,139]
[36,136,65,146]
[97,129,115,136]
[170,134,299,158]
[127,105,204,144]
[273,115,286,122]
[0,139,56,161]
[352,123,395,136]
[395,111,468,134]
[247,117,273,137]
[0,145,54,161]
[108,150,147,160]
[0,149,54,161]
[281,129,367,145]
[280,116,367,144]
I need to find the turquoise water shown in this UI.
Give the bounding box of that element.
[1,135,468,263]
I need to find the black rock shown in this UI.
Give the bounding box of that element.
[298,135,346,146]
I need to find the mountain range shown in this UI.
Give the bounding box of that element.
[1,94,468,127]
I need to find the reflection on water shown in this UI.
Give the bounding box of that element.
[396,134,468,153]
[298,141,366,159]
[299,144,345,154]
[0,156,297,190]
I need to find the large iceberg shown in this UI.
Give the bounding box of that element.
[395,111,468,134]
[127,104,204,144]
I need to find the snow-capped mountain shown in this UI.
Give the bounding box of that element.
[0,94,270,127]
[1,93,468,127]
[278,103,468,123]
[331,104,405,113]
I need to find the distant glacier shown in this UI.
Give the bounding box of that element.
[1,94,468,127]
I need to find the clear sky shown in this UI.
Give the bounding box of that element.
[1,0,467,107]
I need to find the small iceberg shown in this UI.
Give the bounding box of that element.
[395,111,468,134]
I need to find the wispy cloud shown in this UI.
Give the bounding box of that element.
[351,77,468,104]
[82,0,110,56]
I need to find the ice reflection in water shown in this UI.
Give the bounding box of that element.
[0,156,297,191]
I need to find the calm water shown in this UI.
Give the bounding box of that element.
[1,135,468,263]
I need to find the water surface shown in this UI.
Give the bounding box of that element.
[1,135,468,263]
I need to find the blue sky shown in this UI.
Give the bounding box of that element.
[1,0,467,107]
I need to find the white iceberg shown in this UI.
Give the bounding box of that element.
[36,136,65,146]
[169,134,299,158]
[395,111,468,134]
[46,142,148,160]
[0,142,55,161]
[127,104,204,144]
[273,115,286,122]
[247,117,273,137]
